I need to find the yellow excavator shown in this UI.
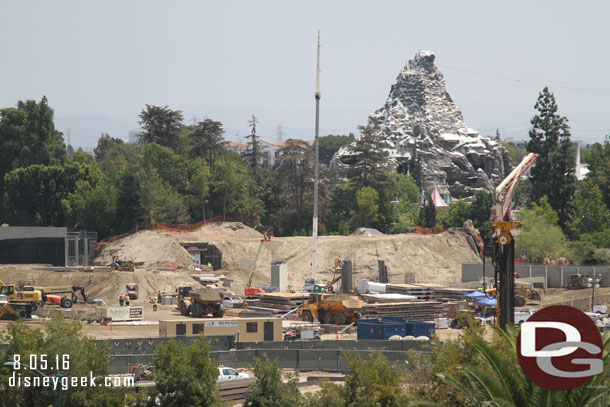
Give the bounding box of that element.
[485,283,541,307]
[0,280,44,310]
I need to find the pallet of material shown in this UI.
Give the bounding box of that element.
[385,284,434,300]
[363,301,446,321]
[431,287,475,301]
[361,293,417,303]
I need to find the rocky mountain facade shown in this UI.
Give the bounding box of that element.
[331,50,511,199]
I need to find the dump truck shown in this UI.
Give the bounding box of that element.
[177,286,224,318]
[0,280,44,310]
[298,293,364,325]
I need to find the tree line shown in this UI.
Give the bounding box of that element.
[1,88,609,265]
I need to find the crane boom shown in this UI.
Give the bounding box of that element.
[494,153,538,221]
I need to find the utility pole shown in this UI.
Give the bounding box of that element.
[311,31,321,281]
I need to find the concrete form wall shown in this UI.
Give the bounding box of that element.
[462,264,610,288]
[271,261,288,291]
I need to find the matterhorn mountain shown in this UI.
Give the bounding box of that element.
[331,50,511,199]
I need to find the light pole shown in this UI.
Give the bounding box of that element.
[4,361,63,407]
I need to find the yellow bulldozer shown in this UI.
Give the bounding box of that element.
[298,293,364,325]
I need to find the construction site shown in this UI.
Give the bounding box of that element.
[1,155,609,402]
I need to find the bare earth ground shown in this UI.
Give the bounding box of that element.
[95,222,482,297]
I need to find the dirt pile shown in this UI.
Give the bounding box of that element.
[96,231,195,266]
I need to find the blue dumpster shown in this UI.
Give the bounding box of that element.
[357,317,407,340]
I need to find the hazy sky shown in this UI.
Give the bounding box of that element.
[1,1,609,149]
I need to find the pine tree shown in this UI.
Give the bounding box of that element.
[345,126,391,189]
[245,115,262,178]
[526,87,576,229]
[189,119,225,171]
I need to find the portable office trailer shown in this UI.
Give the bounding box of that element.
[159,317,282,342]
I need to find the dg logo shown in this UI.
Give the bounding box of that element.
[517,305,604,391]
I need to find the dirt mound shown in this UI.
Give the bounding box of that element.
[96,230,194,266]
[351,228,384,237]
[191,221,263,241]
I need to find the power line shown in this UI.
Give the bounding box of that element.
[439,64,610,94]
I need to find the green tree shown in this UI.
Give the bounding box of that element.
[0,97,66,216]
[113,166,142,232]
[141,142,191,194]
[516,197,566,261]
[66,177,118,238]
[389,201,419,233]
[418,196,436,228]
[0,316,124,407]
[586,140,610,208]
[3,162,94,226]
[245,115,262,178]
[469,191,494,244]
[185,158,212,222]
[327,184,357,234]
[318,133,356,166]
[139,170,190,224]
[153,338,222,407]
[526,87,577,229]
[436,200,471,229]
[568,178,610,240]
[189,119,225,171]
[244,356,303,407]
[348,187,379,229]
[138,104,184,149]
[94,133,124,162]
[212,153,262,225]
[344,126,391,189]
[276,139,314,233]
[307,352,408,407]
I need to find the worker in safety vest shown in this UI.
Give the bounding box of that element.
[153,297,158,311]
[119,292,125,306]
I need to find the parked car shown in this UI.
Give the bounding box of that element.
[514,309,537,325]
[217,366,250,382]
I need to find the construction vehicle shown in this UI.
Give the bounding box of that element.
[32,286,89,308]
[0,302,32,320]
[0,280,44,310]
[485,283,540,307]
[244,232,273,298]
[177,286,224,318]
[298,293,364,325]
[126,283,139,300]
[109,257,135,271]
[488,152,538,329]
[566,274,588,290]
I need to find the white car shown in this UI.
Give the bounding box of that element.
[217,367,250,382]
[514,309,537,325]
